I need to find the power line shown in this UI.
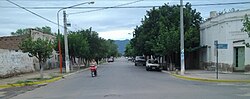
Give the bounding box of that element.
[2,1,250,9]
[68,0,144,15]
[192,1,250,6]
[5,0,64,28]
[7,0,166,2]
[0,6,159,9]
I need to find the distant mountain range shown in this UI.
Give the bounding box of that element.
[114,39,130,55]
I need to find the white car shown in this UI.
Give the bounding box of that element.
[134,56,146,66]
[108,57,114,62]
[146,59,161,71]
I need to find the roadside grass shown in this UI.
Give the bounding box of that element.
[11,75,62,86]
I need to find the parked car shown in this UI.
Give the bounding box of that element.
[128,57,133,61]
[134,56,146,66]
[107,57,114,62]
[146,59,161,71]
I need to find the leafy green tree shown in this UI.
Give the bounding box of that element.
[19,38,53,78]
[68,30,89,64]
[106,39,119,57]
[35,26,52,34]
[11,28,30,36]
[11,26,53,36]
[124,43,135,57]
[242,14,250,47]
[54,28,119,66]
[130,3,202,65]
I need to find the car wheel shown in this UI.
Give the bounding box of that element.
[146,67,149,71]
[135,63,137,66]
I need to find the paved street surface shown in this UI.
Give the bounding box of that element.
[10,58,250,99]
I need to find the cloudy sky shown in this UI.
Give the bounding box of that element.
[1,0,250,40]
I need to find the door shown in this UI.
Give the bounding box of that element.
[234,47,245,71]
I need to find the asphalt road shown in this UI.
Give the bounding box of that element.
[10,58,250,99]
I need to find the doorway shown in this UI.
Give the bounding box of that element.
[233,47,245,71]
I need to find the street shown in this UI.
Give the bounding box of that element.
[10,58,250,99]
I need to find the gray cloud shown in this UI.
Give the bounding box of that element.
[1,0,250,40]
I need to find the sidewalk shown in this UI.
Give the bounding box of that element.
[0,67,88,89]
[167,70,250,83]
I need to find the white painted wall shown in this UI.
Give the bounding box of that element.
[200,9,250,71]
[245,38,250,65]
[0,49,34,77]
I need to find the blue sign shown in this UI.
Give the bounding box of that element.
[217,44,228,49]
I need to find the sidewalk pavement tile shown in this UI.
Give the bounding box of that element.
[181,70,250,80]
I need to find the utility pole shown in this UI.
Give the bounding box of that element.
[57,2,94,73]
[57,22,63,74]
[180,0,185,75]
[63,10,70,73]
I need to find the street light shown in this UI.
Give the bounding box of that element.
[57,1,94,73]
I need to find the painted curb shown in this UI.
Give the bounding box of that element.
[0,76,62,89]
[62,68,89,78]
[170,73,250,83]
[0,63,104,89]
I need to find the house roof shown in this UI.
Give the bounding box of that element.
[0,35,27,50]
[0,29,55,50]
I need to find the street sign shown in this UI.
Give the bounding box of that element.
[67,23,71,27]
[217,44,228,49]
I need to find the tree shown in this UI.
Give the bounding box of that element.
[54,28,119,66]
[19,38,53,78]
[124,43,135,57]
[242,14,250,47]
[11,28,30,36]
[68,30,89,64]
[35,26,52,34]
[11,26,53,36]
[130,3,202,65]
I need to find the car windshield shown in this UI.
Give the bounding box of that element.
[139,57,145,59]
[148,60,158,64]
[154,60,158,64]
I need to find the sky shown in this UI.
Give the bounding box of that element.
[0,0,250,40]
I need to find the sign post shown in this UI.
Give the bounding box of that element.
[214,40,219,79]
[214,41,228,79]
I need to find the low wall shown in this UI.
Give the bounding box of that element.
[0,52,34,78]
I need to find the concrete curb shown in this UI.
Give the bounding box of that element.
[162,70,250,83]
[62,68,89,78]
[0,76,62,89]
[0,68,90,89]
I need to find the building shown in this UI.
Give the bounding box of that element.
[200,10,250,72]
[0,29,58,78]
